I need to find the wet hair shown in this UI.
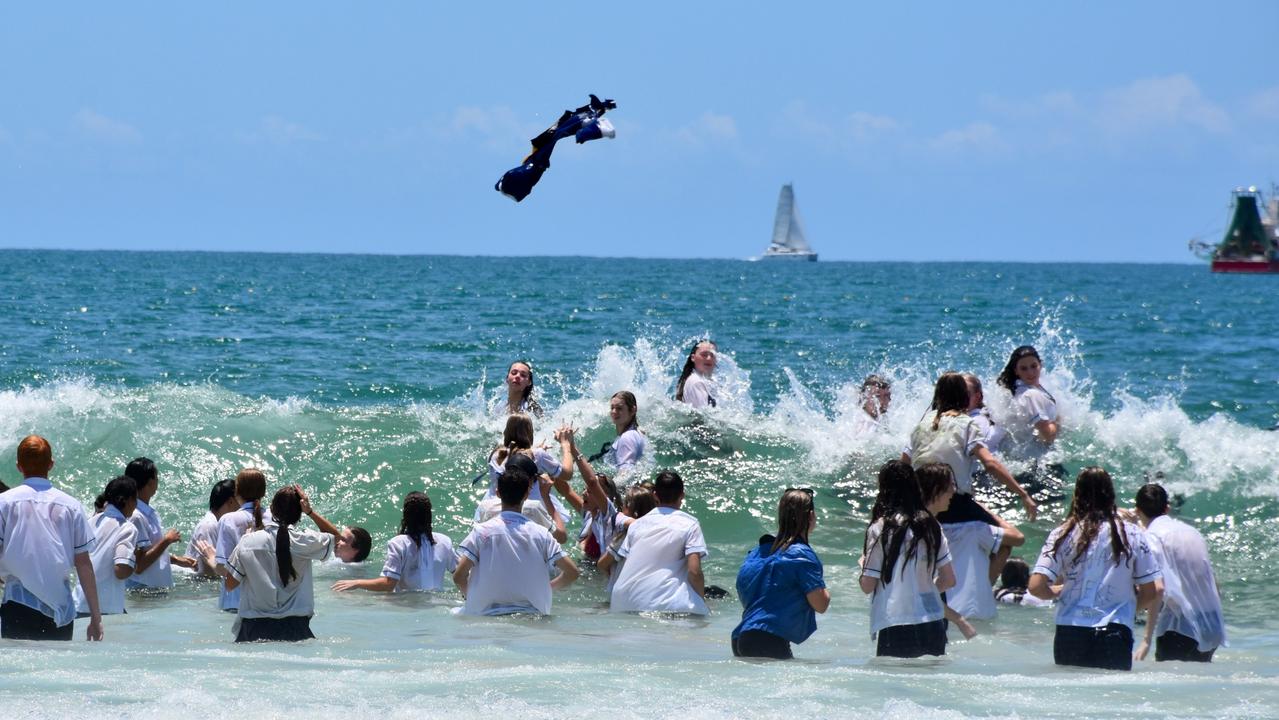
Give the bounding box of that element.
[999,557,1031,591]
[675,340,716,402]
[347,526,372,562]
[864,460,943,586]
[234,468,268,530]
[611,391,640,431]
[653,470,684,505]
[124,457,158,487]
[861,374,890,394]
[208,478,237,512]
[16,435,53,477]
[928,372,970,430]
[915,463,956,509]
[400,491,436,548]
[269,487,303,586]
[95,475,138,514]
[961,373,984,404]
[507,361,542,416]
[1135,483,1169,520]
[1049,467,1131,568]
[997,345,1042,393]
[771,488,814,553]
[597,473,623,510]
[497,467,534,506]
[494,414,535,466]
[622,483,657,518]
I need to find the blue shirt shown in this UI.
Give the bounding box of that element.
[732,536,825,645]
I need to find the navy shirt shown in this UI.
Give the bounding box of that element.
[732,535,825,644]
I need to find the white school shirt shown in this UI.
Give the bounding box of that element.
[1145,515,1228,651]
[128,499,172,589]
[996,587,1054,608]
[0,478,96,626]
[185,511,220,575]
[1005,380,1058,461]
[609,506,709,614]
[215,503,271,611]
[226,524,332,620]
[604,429,647,475]
[74,505,138,615]
[941,521,1004,620]
[478,449,569,522]
[968,408,1007,456]
[476,497,556,531]
[849,408,882,436]
[457,511,564,616]
[909,411,986,494]
[1032,520,1161,630]
[680,372,717,409]
[381,533,458,592]
[861,516,952,637]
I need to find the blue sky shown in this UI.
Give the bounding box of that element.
[2,3,1277,262]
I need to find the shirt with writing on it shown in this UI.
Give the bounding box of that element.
[861,516,952,637]
[1032,520,1160,630]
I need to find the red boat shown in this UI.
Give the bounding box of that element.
[1192,187,1279,273]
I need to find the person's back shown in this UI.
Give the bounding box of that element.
[74,505,138,615]
[383,532,457,592]
[941,521,1002,620]
[457,511,563,615]
[863,516,951,636]
[1035,520,1158,630]
[610,506,708,614]
[1145,515,1225,652]
[910,411,982,494]
[227,524,331,620]
[0,479,96,629]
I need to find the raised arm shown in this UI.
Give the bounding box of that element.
[296,485,343,540]
[552,427,586,514]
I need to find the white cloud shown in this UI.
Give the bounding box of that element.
[238,115,324,145]
[980,91,1078,118]
[1246,86,1279,120]
[926,121,1004,153]
[784,102,899,146]
[73,109,142,144]
[438,105,530,152]
[1097,74,1229,134]
[673,111,738,147]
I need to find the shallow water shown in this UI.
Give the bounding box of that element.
[0,251,1276,718]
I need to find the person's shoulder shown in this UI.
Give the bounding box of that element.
[432,532,454,548]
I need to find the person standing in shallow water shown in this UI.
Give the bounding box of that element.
[675,340,718,409]
[731,488,830,660]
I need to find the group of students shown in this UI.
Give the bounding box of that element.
[0,344,1229,672]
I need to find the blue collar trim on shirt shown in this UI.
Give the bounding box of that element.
[22,477,53,491]
[103,504,128,521]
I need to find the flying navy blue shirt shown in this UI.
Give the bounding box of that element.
[732,535,825,644]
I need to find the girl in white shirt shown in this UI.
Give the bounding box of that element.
[74,475,140,617]
[213,469,269,611]
[499,360,543,418]
[477,414,574,523]
[675,340,718,409]
[859,460,955,658]
[996,346,1066,487]
[597,391,648,479]
[333,491,457,593]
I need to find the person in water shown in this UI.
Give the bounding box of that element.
[996,346,1065,488]
[994,557,1053,607]
[477,414,574,525]
[73,475,140,618]
[332,491,458,593]
[675,340,718,409]
[600,390,647,479]
[124,457,194,591]
[731,488,830,660]
[850,374,892,435]
[500,361,543,418]
[609,470,709,615]
[1029,467,1162,671]
[185,478,238,578]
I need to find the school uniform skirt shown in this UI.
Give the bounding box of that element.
[235,615,316,643]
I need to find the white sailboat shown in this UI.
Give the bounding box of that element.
[759,183,817,261]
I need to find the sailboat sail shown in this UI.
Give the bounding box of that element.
[769,184,812,253]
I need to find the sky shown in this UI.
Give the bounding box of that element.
[1,3,1277,262]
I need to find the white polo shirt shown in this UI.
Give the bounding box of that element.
[476,497,556,531]
[1145,515,1228,651]
[74,505,139,615]
[215,502,270,611]
[185,511,220,575]
[909,411,986,494]
[941,521,1004,620]
[457,511,564,616]
[1005,380,1058,460]
[861,516,952,637]
[381,533,458,592]
[681,372,717,409]
[609,506,709,614]
[605,429,647,475]
[226,524,332,619]
[1032,520,1161,630]
[0,478,96,626]
[128,499,172,589]
[478,449,569,522]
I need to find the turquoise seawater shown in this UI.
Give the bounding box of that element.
[1,250,1276,719]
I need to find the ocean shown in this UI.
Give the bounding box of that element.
[0,250,1276,719]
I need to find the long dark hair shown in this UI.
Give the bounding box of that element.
[612,390,639,432]
[95,475,138,514]
[270,486,304,586]
[864,460,943,586]
[235,468,268,530]
[1048,467,1131,568]
[675,340,715,401]
[401,491,436,548]
[928,372,970,430]
[915,463,955,509]
[493,413,535,466]
[997,345,1041,392]
[507,361,542,416]
[771,488,814,553]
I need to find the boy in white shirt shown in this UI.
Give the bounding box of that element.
[0,435,103,640]
[609,470,709,614]
[453,466,579,616]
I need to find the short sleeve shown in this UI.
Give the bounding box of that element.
[130,513,154,550]
[115,525,138,568]
[964,418,988,457]
[72,506,96,554]
[534,449,563,478]
[457,528,481,564]
[542,530,565,566]
[683,378,710,409]
[215,517,238,565]
[226,542,246,581]
[795,547,826,594]
[437,535,459,573]
[381,537,406,580]
[684,519,708,558]
[935,529,952,569]
[614,525,635,559]
[1129,526,1162,585]
[1024,388,1057,424]
[982,524,1004,555]
[612,432,644,470]
[861,522,884,580]
[1032,528,1064,581]
[292,530,334,562]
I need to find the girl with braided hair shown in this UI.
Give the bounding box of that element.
[332,491,457,593]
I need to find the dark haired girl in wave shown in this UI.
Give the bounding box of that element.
[332,491,457,593]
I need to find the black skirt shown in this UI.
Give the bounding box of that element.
[235,615,316,643]
[1053,623,1133,670]
[876,619,947,658]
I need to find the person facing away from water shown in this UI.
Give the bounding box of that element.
[185,479,239,578]
[333,491,458,593]
[73,475,140,617]
[675,340,718,409]
[478,414,573,524]
[1133,482,1227,663]
[478,451,568,542]
[994,557,1053,608]
[223,485,334,642]
[1030,467,1162,671]
[916,463,1024,623]
[0,435,103,641]
[501,361,543,418]
[914,463,977,640]
[609,470,709,615]
[124,457,195,590]
[731,488,830,660]
[850,374,892,435]
[859,460,955,658]
[996,346,1062,474]
[212,468,270,612]
[454,466,580,616]
[903,372,1038,523]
